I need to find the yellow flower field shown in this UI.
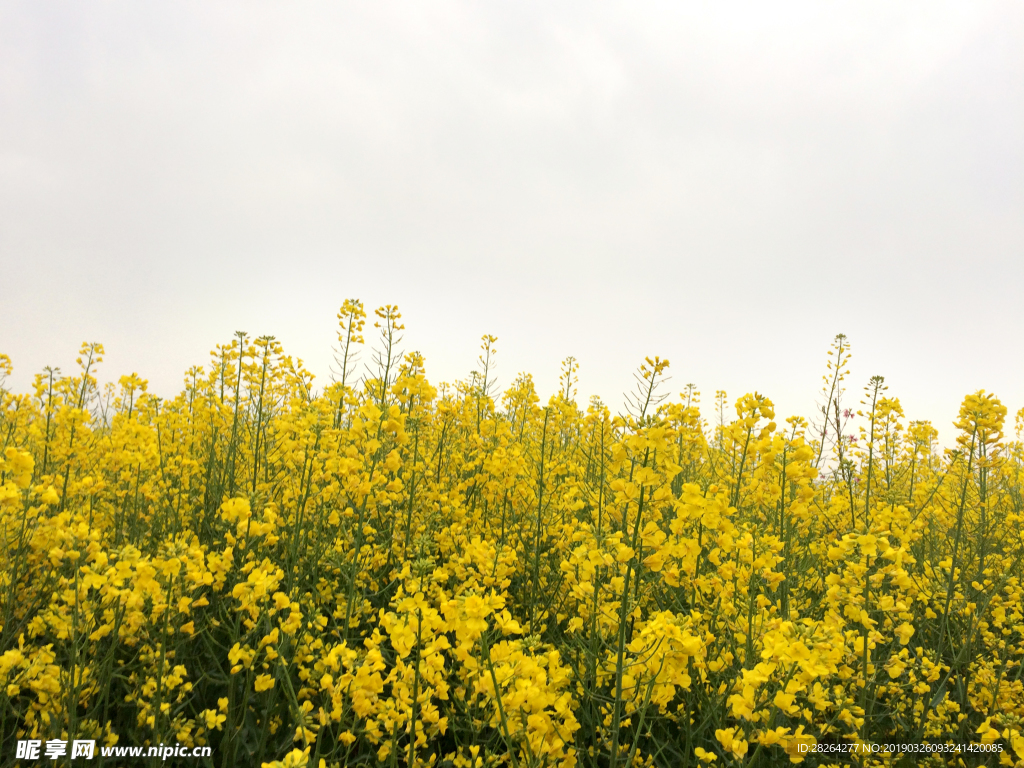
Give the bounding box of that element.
[1,303,1023,767]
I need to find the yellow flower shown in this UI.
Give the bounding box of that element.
[895,622,915,645]
[255,674,276,692]
[203,709,226,730]
[261,748,309,768]
[716,728,749,759]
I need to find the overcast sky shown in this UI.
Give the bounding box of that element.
[1,1,1022,440]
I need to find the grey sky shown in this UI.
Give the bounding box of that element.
[2,1,1022,439]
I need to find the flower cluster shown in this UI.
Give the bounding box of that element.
[0,324,1022,767]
